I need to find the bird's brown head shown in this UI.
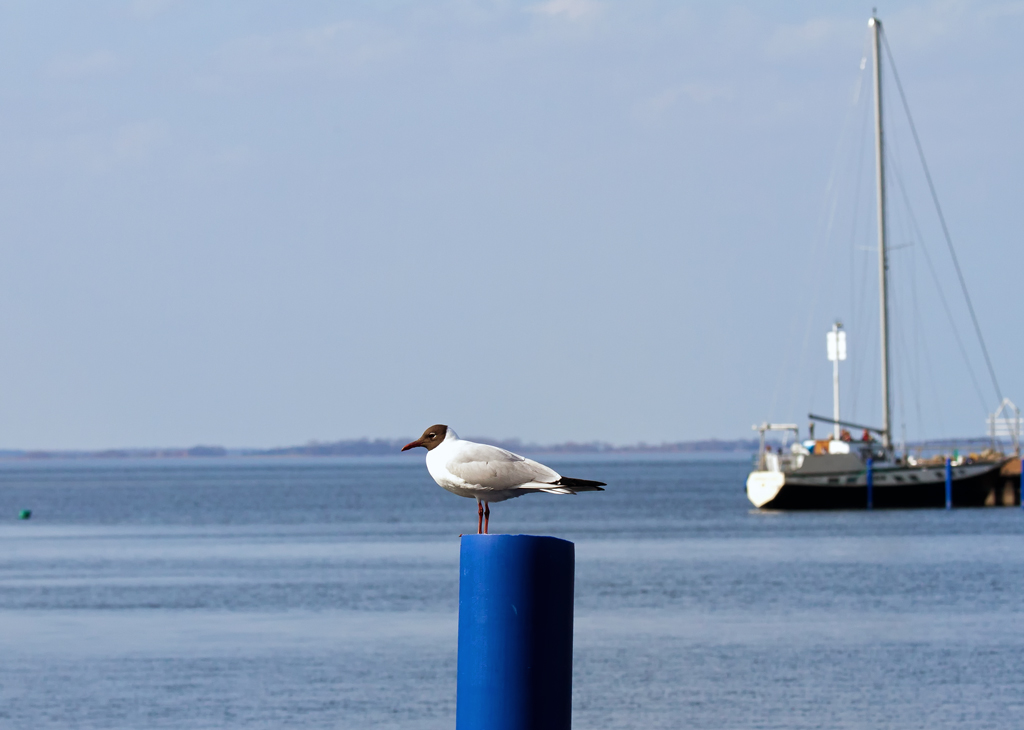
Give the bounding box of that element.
[401,424,449,452]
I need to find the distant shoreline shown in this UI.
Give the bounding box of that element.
[0,437,762,460]
[0,435,1002,460]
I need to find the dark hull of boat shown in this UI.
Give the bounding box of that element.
[758,462,1017,510]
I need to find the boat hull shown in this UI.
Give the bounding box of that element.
[747,460,1017,509]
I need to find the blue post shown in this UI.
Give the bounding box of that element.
[866,458,873,510]
[945,457,953,509]
[457,535,574,730]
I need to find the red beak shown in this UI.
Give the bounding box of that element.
[401,439,422,452]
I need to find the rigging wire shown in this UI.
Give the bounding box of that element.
[884,121,927,443]
[880,27,1004,406]
[887,146,991,412]
[771,43,869,424]
[891,261,909,452]
[908,244,927,437]
[846,81,874,423]
[910,240,949,436]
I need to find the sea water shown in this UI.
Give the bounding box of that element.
[0,455,1022,729]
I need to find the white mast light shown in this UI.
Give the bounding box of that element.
[826,330,847,361]
[827,323,846,439]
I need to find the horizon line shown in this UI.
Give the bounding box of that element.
[0,434,1004,460]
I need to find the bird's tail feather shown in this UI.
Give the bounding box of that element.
[520,475,606,495]
[553,476,606,489]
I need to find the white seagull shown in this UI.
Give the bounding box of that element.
[401,424,605,534]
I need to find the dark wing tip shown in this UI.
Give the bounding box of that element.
[554,476,607,488]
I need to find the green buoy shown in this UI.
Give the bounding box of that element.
[18,509,31,520]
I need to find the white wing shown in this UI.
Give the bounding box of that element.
[444,440,562,489]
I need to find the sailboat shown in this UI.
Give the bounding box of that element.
[746,15,1017,510]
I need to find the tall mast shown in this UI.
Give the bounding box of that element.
[870,15,893,450]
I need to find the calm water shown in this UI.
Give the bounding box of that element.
[0,455,1022,729]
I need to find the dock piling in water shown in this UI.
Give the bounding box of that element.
[457,534,574,730]
[866,458,873,509]
[945,458,953,509]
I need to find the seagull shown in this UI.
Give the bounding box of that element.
[401,424,605,534]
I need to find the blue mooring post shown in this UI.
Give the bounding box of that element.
[866,458,873,510]
[945,457,953,510]
[457,535,574,730]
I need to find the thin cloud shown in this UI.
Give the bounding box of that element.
[32,121,168,173]
[206,21,403,86]
[982,1,1024,18]
[633,83,734,123]
[130,0,176,19]
[47,50,119,80]
[528,0,603,22]
[765,18,841,59]
[112,121,169,164]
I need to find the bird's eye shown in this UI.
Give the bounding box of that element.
[428,433,435,438]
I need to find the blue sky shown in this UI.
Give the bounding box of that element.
[0,1,1021,448]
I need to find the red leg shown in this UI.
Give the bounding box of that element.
[484,503,490,534]
[477,500,483,534]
